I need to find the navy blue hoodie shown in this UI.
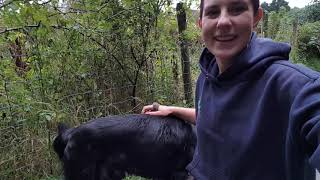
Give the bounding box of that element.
[186,33,320,180]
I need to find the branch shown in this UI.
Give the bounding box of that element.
[130,45,139,65]
[51,25,134,84]
[110,53,134,84]
[0,23,41,34]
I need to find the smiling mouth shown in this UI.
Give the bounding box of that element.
[214,35,237,42]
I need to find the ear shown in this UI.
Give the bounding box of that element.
[58,123,69,134]
[253,7,263,28]
[197,18,203,29]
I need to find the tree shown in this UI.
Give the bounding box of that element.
[260,0,290,37]
[304,2,320,22]
[269,0,290,12]
[296,21,320,60]
[261,2,271,12]
[261,0,290,12]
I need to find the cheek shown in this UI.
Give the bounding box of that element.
[233,21,254,45]
[202,23,216,39]
[234,16,255,31]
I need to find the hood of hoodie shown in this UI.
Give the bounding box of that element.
[199,33,291,83]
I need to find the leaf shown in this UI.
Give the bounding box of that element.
[39,110,56,122]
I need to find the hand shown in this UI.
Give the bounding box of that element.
[141,103,172,116]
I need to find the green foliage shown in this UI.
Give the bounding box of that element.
[267,11,281,39]
[261,0,290,12]
[0,0,200,179]
[304,2,320,23]
[262,4,320,69]
[0,0,318,179]
[296,21,320,60]
[123,176,149,180]
[271,7,291,42]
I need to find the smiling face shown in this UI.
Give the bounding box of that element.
[199,0,262,73]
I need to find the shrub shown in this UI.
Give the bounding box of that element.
[296,21,320,60]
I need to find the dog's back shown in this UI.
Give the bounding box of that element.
[53,114,196,180]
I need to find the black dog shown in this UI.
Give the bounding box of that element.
[53,114,196,180]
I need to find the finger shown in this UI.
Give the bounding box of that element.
[141,105,153,114]
[145,111,166,116]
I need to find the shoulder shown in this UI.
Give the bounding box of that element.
[261,60,320,103]
[265,60,320,85]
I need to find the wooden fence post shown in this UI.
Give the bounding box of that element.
[176,2,193,105]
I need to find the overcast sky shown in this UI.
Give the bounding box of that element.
[260,0,312,8]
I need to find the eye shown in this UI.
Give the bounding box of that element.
[229,4,248,15]
[205,8,220,18]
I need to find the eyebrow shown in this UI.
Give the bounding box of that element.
[229,1,248,6]
[204,5,219,12]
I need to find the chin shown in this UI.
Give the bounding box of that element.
[213,50,237,61]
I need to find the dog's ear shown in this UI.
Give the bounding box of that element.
[58,123,69,134]
[54,123,70,160]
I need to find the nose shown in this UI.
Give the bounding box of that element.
[216,11,232,29]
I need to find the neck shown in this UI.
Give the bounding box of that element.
[216,57,234,74]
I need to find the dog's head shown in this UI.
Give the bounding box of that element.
[53,123,70,160]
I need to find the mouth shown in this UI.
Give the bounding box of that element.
[214,35,237,42]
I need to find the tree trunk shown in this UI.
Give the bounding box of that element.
[176,2,193,105]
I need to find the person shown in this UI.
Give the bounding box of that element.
[142,0,320,179]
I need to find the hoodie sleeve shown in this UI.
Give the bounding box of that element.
[290,77,320,170]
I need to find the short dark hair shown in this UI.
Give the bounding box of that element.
[54,114,196,180]
[199,0,260,18]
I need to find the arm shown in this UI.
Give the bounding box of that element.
[291,78,320,170]
[141,104,196,125]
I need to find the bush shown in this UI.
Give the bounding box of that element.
[296,21,320,60]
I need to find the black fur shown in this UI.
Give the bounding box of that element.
[53,114,196,180]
